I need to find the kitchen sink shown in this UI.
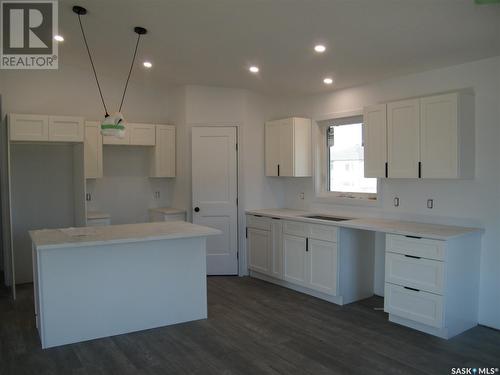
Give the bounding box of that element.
[302,215,351,222]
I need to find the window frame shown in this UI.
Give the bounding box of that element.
[313,110,380,206]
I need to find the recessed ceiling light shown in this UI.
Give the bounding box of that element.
[54,35,64,42]
[323,77,333,85]
[314,44,326,53]
[249,66,259,73]
[143,61,152,68]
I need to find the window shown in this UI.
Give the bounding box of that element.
[326,116,377,197]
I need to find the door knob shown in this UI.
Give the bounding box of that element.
[194,207,200,212]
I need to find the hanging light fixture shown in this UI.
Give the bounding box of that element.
[73,6,148,138]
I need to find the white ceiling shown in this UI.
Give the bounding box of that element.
[57,0,500,95]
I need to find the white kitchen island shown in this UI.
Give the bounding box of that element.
[30,221,220,349]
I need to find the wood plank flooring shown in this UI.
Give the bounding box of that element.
[1,276,499,374]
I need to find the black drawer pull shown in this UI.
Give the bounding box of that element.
[404,255,421,259]
[253,215,263,217]
[271,217,281,220]
[405,235,422,239]
[404,286,420,292]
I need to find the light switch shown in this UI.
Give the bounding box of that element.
[427,199,434,209]
[393,197,400,207]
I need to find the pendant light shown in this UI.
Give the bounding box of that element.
[73,6,148,138]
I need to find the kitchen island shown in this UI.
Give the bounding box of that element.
[30,221,220,349]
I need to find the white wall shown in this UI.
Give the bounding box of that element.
[269,56,500,329]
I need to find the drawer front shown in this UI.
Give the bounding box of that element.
[385,252,444,294]
[87,218,111,227]
[246,215,271,231]
[384,283,444,328]
[283,220,308,237]
[386,234,445,261]
[308,224,338,242]
[163,213,186,222]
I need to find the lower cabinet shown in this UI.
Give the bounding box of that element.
[247,227,272,275]
[247,215,339,297]
[384,233,480,339]
[307,239,338,295]
[283,234,307,286]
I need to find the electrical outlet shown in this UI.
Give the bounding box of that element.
[427,199,434,209]
[393,197,400,207]
[299,192,305,200]
[153,191,160,200]
[85,193,92,202]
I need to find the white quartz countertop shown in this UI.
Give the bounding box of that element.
[148,207,186,215]
[246,208,482,240]
[30,221,221,250]
[86,211,111,220]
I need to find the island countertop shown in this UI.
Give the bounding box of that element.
[30,221,221,250]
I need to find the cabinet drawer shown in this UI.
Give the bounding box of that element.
[86,218,111,227]
[309,224,338,242]
[386,234,445,261]
[247,215,271,230]
[385,252,444,294]
[384,283,443,328]
[283,220,307,237]
[163,213,186,222]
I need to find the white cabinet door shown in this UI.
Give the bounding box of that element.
[103,128,130,145]
[364,104,387,178]
[9,114,49,141]
[84,121,103,179]
[247,228,271,275]
[129,123,156,146]
[270,219,283,279]
[150,125,175,177]
[48,116,84,142]
[283,234,307,286]
[278,119,294,176]
[265,118,311,177]
[420,93,459,178]
[387,99,420,178]
[265,120,281,176]
[307,239,338,296]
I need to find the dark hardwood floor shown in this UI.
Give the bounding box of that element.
[1,276,499,374]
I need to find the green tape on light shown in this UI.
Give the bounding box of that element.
[475,0,500,4]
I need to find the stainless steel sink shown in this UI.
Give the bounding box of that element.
[302,215,351,222]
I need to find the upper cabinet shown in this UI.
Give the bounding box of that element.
[265,117,312,177]
[387,99,421,178]
[150,125,176,178]
[9,114,83,142]
[420,93,474,179]
[129,123,156,146]
[363,91,474,179]
[84,121,103,179]
[364,104,387,178]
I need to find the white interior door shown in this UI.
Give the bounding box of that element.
[192,127,238,275]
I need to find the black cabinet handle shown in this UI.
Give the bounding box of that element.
[194,207,200,212]
[404,254,421,259]
[305,237,309,252]
[405,235,422,239]
[418,161,422,178]
[277,164,280,176]
[385,162,388,178]
[404,286,420,292]
[246,227,248,238]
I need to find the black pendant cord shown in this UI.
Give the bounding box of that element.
[76,13,109,117]
[119,33,142,113]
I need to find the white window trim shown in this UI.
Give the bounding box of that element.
[312,110,381,207]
